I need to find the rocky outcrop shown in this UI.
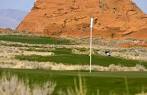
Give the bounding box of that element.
[17,0,147,39]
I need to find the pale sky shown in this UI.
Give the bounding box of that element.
[0,0,34,11]
[134,0,147,13]
[0,0,146,13]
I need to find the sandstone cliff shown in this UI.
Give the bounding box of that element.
[17,0,147,39]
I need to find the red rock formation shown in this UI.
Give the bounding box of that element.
[17,0,147,39]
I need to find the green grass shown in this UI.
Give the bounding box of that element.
[1,69,147,95]
[54,48,72,54]
[0,35,72,45]
[15,47,147,67]
[24,47,72,53]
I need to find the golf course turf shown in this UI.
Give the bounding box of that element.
[15,47,147,67]
[0,35,72,45]
[1,34,147,95]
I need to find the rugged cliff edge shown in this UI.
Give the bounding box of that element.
[17,0,147,39]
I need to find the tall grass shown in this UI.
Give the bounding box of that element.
[0,74,56,95]
[66,77,87,95]
[125,76,130,95]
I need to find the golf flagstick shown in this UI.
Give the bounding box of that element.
[90,17,94,72]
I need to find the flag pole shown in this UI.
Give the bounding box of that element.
[90,17,94,73]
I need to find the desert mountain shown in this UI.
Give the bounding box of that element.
[0,9,27,29]
[17,0,147,39]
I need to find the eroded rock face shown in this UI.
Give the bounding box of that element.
[17,0,147,39]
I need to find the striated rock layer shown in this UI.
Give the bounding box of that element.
[17,0,147,39]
